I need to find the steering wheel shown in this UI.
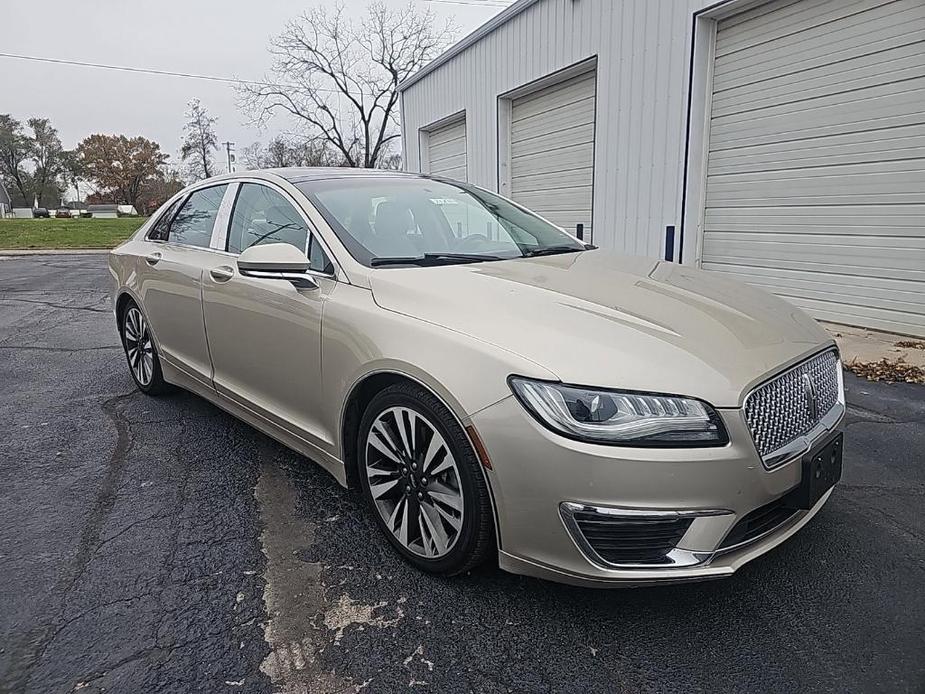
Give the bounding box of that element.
[455,234,491,252]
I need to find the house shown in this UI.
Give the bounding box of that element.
[87,204,120,219]
[66,201,89,216]
[399,0,925,337]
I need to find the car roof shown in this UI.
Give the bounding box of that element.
[265,167,423,185]
[178,168,444,198]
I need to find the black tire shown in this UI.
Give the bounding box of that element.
[358,382,494,576]
[119,299,172,396]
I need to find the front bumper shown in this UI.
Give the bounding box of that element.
[471,396,844,587]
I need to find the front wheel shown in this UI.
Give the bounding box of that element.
[358,383,494,575]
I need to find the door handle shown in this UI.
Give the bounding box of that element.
[145,251,162,266]
[209,265,235,283]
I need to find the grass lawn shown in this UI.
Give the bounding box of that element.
[0,217,148,250]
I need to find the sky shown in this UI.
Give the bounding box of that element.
[1,0,508,174]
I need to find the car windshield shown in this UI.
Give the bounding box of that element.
[298,177,587,267]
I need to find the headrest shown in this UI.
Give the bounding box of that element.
[375,202,413,239]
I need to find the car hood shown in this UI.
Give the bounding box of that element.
[368,250,833,407]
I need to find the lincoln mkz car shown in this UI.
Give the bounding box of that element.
[109,169,845,586]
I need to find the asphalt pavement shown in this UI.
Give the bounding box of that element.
[1,253,922,694]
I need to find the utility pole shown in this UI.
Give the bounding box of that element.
[222,141,236,174]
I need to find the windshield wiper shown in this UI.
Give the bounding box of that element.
[370,253,506,267]
[522,245,586,258]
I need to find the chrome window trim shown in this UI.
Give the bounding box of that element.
[146,239,234,255]
[742,347,845,470]
[559,501,728,570]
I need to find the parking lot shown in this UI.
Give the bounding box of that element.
[1,253,922,694]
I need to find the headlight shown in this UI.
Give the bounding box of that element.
[508,377,729,447]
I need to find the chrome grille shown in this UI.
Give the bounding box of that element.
[744,349,841,464]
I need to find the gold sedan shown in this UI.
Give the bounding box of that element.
[109,169,845,586]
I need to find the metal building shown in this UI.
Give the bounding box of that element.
[399,0,925,337]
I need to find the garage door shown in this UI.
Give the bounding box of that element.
[426,118,467,181]
[511,69,596,240]
[702,0,925,337]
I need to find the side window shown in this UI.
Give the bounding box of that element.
[227,184,308,254]
[147,197,184,241]
[169,185,229,248]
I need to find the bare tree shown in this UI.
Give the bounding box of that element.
[242,135,344,170]
[180,99,218,180]
[28,118,65,206]
[0,114,32,205]
[239,1,454,168]
[60,149,84,203]
[241,142,267,171]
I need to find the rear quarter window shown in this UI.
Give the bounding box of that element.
[168,185,229,248]
[147,197,184,241]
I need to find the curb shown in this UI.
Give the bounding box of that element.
[0,249,113,256]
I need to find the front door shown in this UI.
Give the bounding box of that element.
[201,182,338,448]
[137,184,230,385]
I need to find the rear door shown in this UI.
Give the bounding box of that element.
[138,183,231,386]
[201,181,339,449]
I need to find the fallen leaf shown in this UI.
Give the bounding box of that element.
[845,359,925,384]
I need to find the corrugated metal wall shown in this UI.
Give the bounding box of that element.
[401,0,706,257]
[701,0,925,337]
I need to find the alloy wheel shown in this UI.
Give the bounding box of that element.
[123,307,155,387]
[364,406,465,558]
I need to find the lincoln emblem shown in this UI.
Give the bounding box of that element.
[802,373,819,420]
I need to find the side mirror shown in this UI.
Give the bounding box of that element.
[237,243,318,289]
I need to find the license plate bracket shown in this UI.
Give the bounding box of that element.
[785,433,843,510]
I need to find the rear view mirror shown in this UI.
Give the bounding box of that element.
[237,243,317,289]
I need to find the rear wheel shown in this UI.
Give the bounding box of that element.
[358,382,493,575]
[120,300,170,395]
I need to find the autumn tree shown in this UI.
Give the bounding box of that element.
[0,115,32,206]
[137,167,185,214]
[76,134,168,207]
[239,1,454,168]
[180,99,218,180]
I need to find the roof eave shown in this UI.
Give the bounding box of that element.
[398,0,542,93]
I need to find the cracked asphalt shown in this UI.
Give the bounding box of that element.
[1,253,923,694]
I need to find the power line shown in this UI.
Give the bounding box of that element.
[0,52,263,86]
[0,52,347,94]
